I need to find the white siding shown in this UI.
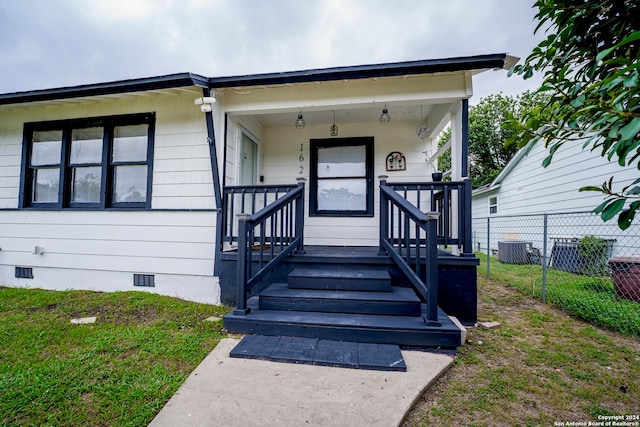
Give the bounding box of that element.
[0,210,218,302]
[0,89,222,303]
[0,110,23,208]
[262,120,435,246]
[496,142,638,216]
[471,188,497,252]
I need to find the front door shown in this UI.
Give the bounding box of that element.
[309,137,374,217]
[240,132,258,185]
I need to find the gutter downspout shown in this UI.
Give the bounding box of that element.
[202,87,224,275]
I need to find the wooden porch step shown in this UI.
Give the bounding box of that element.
[223,307,462,348]
[259,283,421,316]
[288,268,392,292]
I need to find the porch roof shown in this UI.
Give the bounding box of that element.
[0,53,514,107]
[0,72,209,106]
[208,53,513,88]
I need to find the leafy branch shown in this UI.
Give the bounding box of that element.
[509,0,640,229]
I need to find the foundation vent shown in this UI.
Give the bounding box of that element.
[15,267,34,279]
[133,274,155,287]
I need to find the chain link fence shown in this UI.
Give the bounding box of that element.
[473,212,640,338]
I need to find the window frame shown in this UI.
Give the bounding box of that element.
[309,137,374,217]
[20,113,155,210]
[489,195,498,215]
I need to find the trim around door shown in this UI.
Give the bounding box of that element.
[309,137,374,217]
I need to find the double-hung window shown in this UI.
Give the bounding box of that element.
[21,113,154,210]
[489,196,498,215]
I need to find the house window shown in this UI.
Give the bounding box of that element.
[489,196,498,214]
[21,113,154,210]
[309,137,374,217]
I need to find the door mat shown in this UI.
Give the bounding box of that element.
[230,335,406,372]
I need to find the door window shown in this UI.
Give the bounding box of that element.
[310,137,374,216]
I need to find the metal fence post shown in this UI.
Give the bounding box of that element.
[486,217,491,278]
[542,213,548,303]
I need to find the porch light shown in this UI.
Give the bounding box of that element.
[379,105,391,124]
[295,112,305,129]
[416,104,430,140]
[330,110,338,136]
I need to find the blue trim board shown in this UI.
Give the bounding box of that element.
[230,335,407,372]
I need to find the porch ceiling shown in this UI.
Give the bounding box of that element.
[251,102,437,128]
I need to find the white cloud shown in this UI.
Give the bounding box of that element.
[0,0,544,99]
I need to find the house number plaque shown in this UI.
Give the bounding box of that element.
[299,143,304,174]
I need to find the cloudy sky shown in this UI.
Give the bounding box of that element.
[0,0,546,101]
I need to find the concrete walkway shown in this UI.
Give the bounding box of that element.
[149,338,453,427]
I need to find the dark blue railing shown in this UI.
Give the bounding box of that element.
[386,179,473,254]
[222,184,300,245]
[379,179,440,324]
[232,181,305,315]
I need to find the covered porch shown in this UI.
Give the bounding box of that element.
[208,55,511,347]
[218,177,478,348]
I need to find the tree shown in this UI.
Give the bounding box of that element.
[437,92,547,188]
[510,0,640,229]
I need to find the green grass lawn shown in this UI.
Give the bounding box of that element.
[404,274,640,426]
[477,253,640,337]
[3,271,639,427]
[0,287,231,426]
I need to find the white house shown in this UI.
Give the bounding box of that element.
[472,140,639,258]
[0,54,516,347]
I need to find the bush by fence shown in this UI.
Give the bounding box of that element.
[473,212,640,338]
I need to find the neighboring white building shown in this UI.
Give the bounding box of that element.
[472,140,639,256]
[0,54,513,306]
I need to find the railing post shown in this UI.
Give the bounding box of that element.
[295,177,306,254]
[425,212,440,325]
[378,175,389,256]
[233,213,251,315]
[462,179,473,255]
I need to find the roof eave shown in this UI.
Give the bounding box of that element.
[472,184,502,196]
[0,53,511,106]
[208,53,509,88]
[0,72,209,106]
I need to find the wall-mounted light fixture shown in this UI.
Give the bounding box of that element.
[295,112,305,129]
[379,105,391,124]
[194,96,216,113]
[330,110,339,136]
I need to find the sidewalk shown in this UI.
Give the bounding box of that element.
[149,338,453,427]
